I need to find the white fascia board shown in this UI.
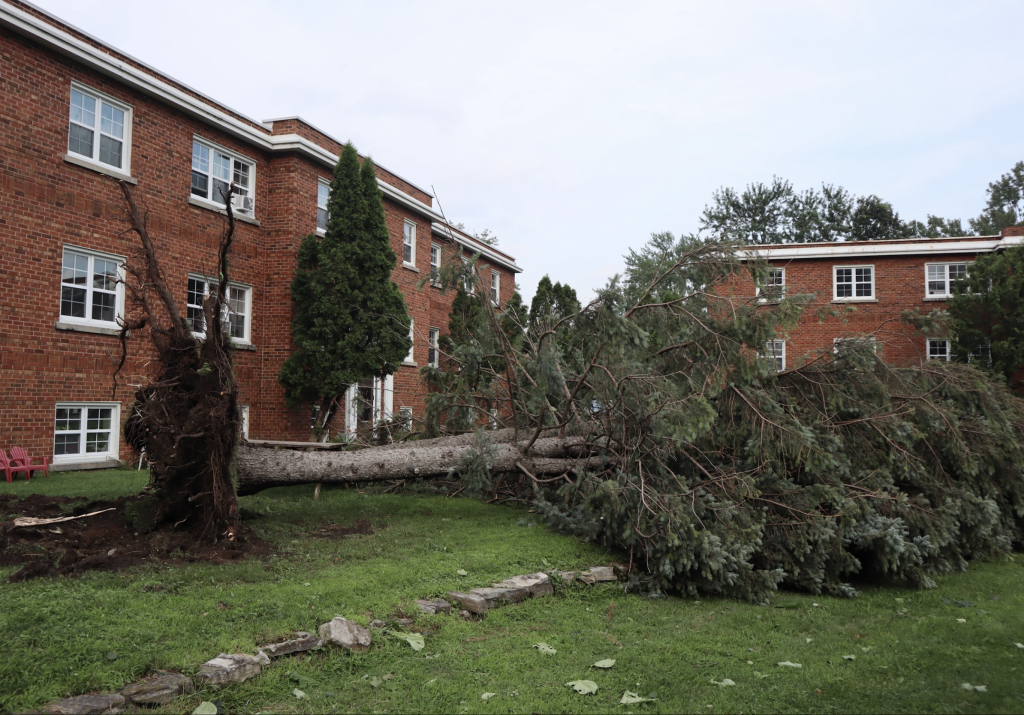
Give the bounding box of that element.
[741,236,1019,261]
[431,223,522,273]
[0,1,432,209]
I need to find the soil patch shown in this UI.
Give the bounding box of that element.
[0,494,270,582]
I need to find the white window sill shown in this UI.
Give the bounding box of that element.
[52,457,121,471]
[233,342,256,352]
[55,320,122,336]
[831,298,878,303]
[316,228,326,237]
[63,153,137,185]
[403,262,420,273]
[923,296,950,302]
[188,196,261,226]
[402,360,418,367]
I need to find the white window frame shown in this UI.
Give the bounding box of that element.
[186,274,253,344]
[53,402,120,464]
[190,137,256,216]
[316,179,330,235]
[833,265,875,301]
[925,262,968,299]
[59,245,125,329]
[757,267,786,302]
[398,405,413,430]
[430,243,442,287]
[926,338,951,362]
[967,342,992,367]
[403,220,417,267]
[491,270,501,306]
[461,257,474,294]
[67,82,132,175]
[239,405,250,439]
[428,327,440,367]
[405,318,416,364]
[763,339,785,371]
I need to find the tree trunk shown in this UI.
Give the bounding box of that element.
[236,432,589,495]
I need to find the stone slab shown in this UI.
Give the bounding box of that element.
[588,566,618,582]
[415,599,452,615]
[447,591,489,614]
[318,617,372,652]
[196,653,262,686]
[42,693,125,714]
[470,586,529,603]
[121,671,194,705]
[258,632,323,658]
[494,572,554,597]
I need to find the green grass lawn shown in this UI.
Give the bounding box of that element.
[1,469,1022,714]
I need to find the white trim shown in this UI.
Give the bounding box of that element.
[190,136,256,216]
[239,404,250,439]
[764,339,785,371]
[430,243,442,287]
[491,269,501,306]
[428,327,440,368]
[67,81,133,175]
[756,266,785,302]
[406,318,415,363]
[431,223,522,273]
[58,244,126,330]
[745,235,1020,261]
[316,178,330,235]
[833,264,875,302]
[52,401,121,463]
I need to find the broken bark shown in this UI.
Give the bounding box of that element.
[235,432,593,495]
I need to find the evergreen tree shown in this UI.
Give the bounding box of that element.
[970,161,1024,235]
[278,143,411,438]
[528,275,581,327]
[947,243,1024,388]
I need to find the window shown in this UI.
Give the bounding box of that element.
[60,247,123,327]
[488,407,498,430]
[430,244,442,286]
[926,263,967,298]
[428,328,440,367]
[834,265,874,300]
[240,405,250,439]
[833,337,878,357]
[403,220,416,265]
[927,338,950,361]
[491,270,501,306]
[763,340,785,371]
[54,403,119,462]
[967,342,992,367]
[316,180,330,232]
[67,85,130,172]
[757,267,785,302]
[406,319,415,363]
[399,406,413,431]
[186,276,251,342]
[191,139,254,215]
[461,257,474,294]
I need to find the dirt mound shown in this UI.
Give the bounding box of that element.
[0,494,270,582]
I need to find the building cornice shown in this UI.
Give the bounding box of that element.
[742,236,1021,261]
[431,224,522,274]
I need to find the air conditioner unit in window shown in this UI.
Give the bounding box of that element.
[231,194,254,213]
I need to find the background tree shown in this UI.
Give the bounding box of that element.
[970,161,1024,235]
[947,243,1024,388]
[528,275,581,327]
[278,143,411,440]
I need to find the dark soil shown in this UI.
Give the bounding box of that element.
[0,494,270,582]
[311,520,375,538]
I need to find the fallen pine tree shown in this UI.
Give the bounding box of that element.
[236,233,1024,603]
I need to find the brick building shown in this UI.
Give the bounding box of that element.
[0,0,521,470]
[732,228,1024,370]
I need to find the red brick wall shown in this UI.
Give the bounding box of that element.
[0,23,519,464]
[722,252,981,368]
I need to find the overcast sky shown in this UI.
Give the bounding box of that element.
[36,0,1024,302]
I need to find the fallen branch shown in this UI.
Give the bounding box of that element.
[10,508,115,530]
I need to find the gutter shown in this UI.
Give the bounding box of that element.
[740,236,1020,261]
[431,224,522,274]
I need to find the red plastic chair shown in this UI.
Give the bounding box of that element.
[0,451,13,482]
[8,446,48,480]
